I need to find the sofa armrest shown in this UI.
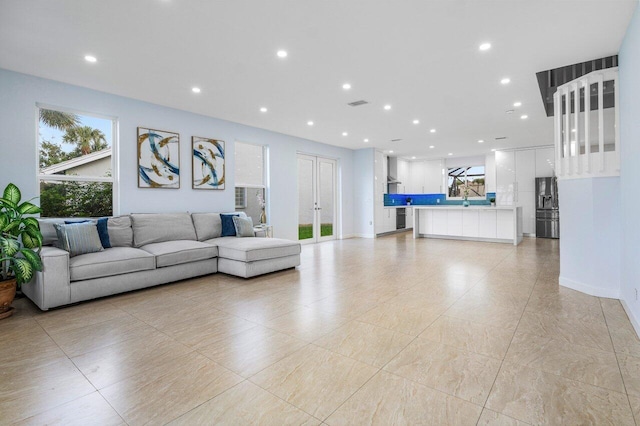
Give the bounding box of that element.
[21,246,71,311]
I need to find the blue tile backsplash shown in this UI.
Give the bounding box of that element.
[384,192,496,206]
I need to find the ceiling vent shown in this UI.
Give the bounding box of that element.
[391,138,402,142]
[347,100,369,107]
[536,55,617,117]
[495,136,508,140]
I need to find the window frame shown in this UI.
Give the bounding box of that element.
[446,165,486,200]
[35,104,119,215]
[234,140,269,221]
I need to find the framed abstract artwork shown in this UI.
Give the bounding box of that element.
[137,127,180,188]
[192,136,225,190]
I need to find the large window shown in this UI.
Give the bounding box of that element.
[234,141,267,225]
[447,166,485,198]
[38,107,116,217]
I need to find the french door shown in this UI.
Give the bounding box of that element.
[297,154,337,243]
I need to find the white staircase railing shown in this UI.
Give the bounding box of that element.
[553,67,619,179]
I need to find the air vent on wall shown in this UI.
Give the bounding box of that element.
[348,100,369,107]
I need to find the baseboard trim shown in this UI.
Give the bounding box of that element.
[559,276,620,299]
[620,298,640,339]
[339,234,356,240]
[353,233,375,239]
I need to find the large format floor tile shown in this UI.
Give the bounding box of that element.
[486,362,635,425]
[168,380,318,426]
[4,234,639,425]
[326,370,482,426]
[384,339,502,404]
[250,344,378,420]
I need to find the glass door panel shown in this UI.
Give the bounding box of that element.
[318,159,335,240]
[297,155,316,241]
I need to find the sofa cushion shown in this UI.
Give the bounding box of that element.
[108,215,133,247]
[69,247,155,282]
[233,216,255,237]
[220,214,240,237]
[54,222,104,257]
[191,213,222,241]
[38,218,66,246]
[214,237,301,262]
[131,213,197,247]
[140,240,218,268]
[65,218,111,248]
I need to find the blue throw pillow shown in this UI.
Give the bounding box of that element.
[65,218,111,248]
[220,214,240,237]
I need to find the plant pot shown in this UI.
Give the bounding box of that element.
[0,278,17,320]
[462,200,470,207]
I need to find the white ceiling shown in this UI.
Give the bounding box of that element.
[0,0,636,160]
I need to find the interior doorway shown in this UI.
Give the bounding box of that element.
[297,154,337,243]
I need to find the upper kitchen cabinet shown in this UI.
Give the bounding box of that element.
[535,147,556,177]
[495,151,516,204]
[397,159,409,194]
[424,159,444,194]
[408,161,425,193]
[515,150,536,193]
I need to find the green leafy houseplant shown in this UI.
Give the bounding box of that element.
[1,183,43,288]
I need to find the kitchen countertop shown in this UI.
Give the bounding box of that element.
[412,205,520,210]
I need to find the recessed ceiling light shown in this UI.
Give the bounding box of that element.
[520,114,528,119]
[342,83,351,90]
[479,42,491,51]
[191,87,201,93]
[413,119,420,124]
[478,139,484,143]
[430,129,436,133]
[429,145,435,149]
[389,150,394,153]
[307,121,314,126]
[259,107,267,112]
[448,153,453,156]
[412,156,416,159]
[364,138,369,142]
[84,55,97,63]
[491,149,497,152]
[384,105,391,110]
[342,132,348,136]
[501,78,511,85]
[277,50,288,58]
[513,101,522,107]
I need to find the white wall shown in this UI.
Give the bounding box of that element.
[619,1,640,334]
[353,148,375,238]
[0,69,355,241]
[558,177,621,299]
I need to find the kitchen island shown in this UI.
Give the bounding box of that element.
[413,205,523,245]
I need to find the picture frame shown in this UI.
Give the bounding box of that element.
[137,127,180,189]
[192,136,225,190]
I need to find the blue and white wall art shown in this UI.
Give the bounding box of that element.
[137,127,180,188]
[192,136,225,190]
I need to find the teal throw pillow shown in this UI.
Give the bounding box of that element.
[54,222,104,257]
[233,216,255,237]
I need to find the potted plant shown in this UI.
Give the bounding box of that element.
[490,197,496,207]
[0,183,43,319]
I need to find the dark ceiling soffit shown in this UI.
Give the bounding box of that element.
[536,55,618,117]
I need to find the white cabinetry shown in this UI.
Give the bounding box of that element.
[478,210,497,238]
[408,159,443,194]
[462,210,479,237]
[432,210,447,235]
[374,151,386,235]
[397,159,409,194]
[496,210,515,240]
[406,207,413,229]
[495,149,537,235]
[382,208,396,233]
[447,210,463,236]
[424,159,444,194]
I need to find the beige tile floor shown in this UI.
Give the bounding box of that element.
[2,233,640,425]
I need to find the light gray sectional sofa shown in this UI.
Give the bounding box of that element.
[23,212,301,310]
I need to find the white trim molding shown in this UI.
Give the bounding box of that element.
[620,299,640,339]
[559,275,620,299]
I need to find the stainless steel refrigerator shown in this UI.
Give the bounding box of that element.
[535,177,559,239]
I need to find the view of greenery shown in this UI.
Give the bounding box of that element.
[39,109,113,217]
[298,224,333,240]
